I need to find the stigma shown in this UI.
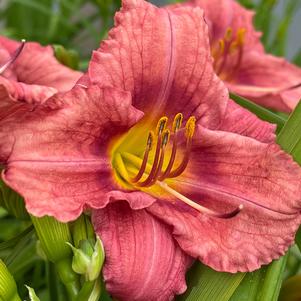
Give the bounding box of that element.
[113,114,243,219]
[0,39,26,74]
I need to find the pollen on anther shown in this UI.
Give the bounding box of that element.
[225,27,233,41]
[237,28,246,45]
[185,116,196,138]
[147,131,155,150]
[162,129,170,147]
[172,113,183,132]
[156,117,168,136]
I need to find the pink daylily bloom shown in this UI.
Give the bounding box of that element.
[1,1,301,300]
[0,36,82,106]
[173,0,301,112]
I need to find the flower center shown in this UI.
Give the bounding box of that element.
[212,27,246,81]
[110,114,243,219]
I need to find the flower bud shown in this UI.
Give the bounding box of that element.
[25,285,41,301]
[68,237,105,281]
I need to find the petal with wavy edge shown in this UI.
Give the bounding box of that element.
[84,0,227,129]
[93,201,192,301]
[1,85,145,222]
[177,0,263,51]
[0,36,82,92]
[147,126,301,272]
[220,99,276,143]
[228,52,301,112]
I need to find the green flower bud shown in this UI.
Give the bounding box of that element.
[68,237,105,281]
[25,286,40,301]
[0,260,21,301]
[70,214,95,249]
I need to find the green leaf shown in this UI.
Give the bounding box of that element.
[177,263,245,301]
[0,225,34,251]
[293,47,301,67]
[0,260,21,301]
[279,274,301,301]
[31,215,72,263]
[276,99,301,252]
[230,255,288,301]
[229,93,287,130]
[0,180,29,219]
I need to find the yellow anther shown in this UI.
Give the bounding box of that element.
[172,113,183,132]
[156,116,168,136]
[218,39,225,54]
[225,27,233,42]
[185,116,196,139]
[162,129,170,147]
[237,28,246,45]
[147,131,155,150]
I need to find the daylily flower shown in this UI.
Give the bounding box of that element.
[171,0,301,112]
[1,1,301,300]
[0,36,82,106]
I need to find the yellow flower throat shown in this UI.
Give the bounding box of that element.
[110,113,243,219]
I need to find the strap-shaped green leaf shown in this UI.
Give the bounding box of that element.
[230,93,287,129]
[276,100,301,251]
[177,263,245,301]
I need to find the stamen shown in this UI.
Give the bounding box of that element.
[148,129,170,186]
[185,116,196,138]
[156,116,168,136]
[237,28,246,45]
[131,131,154,183]
[159,114,182,180]
[172,113,183,133]
[225,27,233,42]
[167,117,196,178]
[158,181,243,219]
[136,133,162,187]
[0,39,26,74]
[225,28,246,81]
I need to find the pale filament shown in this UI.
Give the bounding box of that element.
[0,39,26,74]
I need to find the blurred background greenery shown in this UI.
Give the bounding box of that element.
[1,0,301,300]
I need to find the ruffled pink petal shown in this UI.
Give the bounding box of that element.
[147,126,301,272]
[0,36,82,92]
[177,0,263,52]
[229,52,301,112]
[0,76,57,106]
[281,86,301,109]
[93,201,192,301]
[1,85,144,222]
[84,0,228,129]
[220,99,276,143]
